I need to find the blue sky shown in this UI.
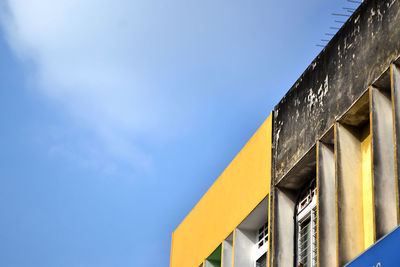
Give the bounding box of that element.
[0,1,360,266]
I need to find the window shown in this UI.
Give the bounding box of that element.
[296,182,317,267]
[254,222,268,267]
[255,253,267,267]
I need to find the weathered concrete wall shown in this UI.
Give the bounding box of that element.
[274,0,400,183]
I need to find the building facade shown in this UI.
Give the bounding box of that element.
[170,0,400,266]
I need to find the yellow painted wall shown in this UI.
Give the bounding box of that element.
[170,114,272,267]
[361,123,375,248]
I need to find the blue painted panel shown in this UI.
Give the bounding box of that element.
[345,225,400,267]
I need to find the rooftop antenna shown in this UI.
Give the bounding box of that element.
[347,0,362,4]
[332,13,351,17]
[343,7,356,13]
[317,0,363,49]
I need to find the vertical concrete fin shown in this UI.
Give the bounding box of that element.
[334,123,339,267]
[231,230,236,267]
[317,141,337,267]
[391,64,400,224]
[267,188,273,267]
[222,234,233,267]
[371,85,397,240]
[233,229,255,267]
[221,243,224,267]
[335,122,364,266]
[273,188,296,267]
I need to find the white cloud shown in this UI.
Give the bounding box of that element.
[2,0,168,129]
[0,0,275,174]
[0,0,200,172]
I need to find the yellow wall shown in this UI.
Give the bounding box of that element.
[361,123,375,248]
[170,114,272,267]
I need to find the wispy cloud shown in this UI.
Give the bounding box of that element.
[0,0,272,174]
[0,0,197,172]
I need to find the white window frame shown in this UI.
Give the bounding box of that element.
[254,222,268,267]
[296,187,317,267]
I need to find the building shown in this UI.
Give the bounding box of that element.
[170,0,400,266]
[170,116,273,267]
